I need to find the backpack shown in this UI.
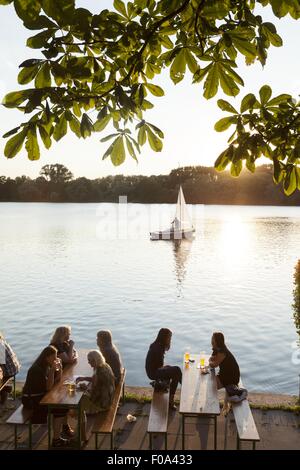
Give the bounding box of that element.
[225,384,248,403]
[150,379,169,393]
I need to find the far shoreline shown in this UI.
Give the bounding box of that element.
[1,201,300,207]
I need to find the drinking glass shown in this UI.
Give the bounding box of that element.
[200,351,205,368]
[184,348,190,364]
[68,382,76,393]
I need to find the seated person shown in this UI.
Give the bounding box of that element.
[76,350,115,442]
[0,331,20,404]
[208,332,240,390]
[97,330,122,385]
[50,325,77,366]
[22,345,74,447]
[145,328,182,410]
[171,217,180,232]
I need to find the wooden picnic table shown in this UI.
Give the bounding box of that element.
[179,354,220,450]
[40,349,91,449]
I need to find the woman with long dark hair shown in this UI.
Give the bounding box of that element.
[22,346,73,447]
[145,328,182,410]
[96,330,122,385]
[208,332,240,390]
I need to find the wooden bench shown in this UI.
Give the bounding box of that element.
[6,405,34,449]
[92,368,126,450]
[224,380,260,450]
[147,387,170,450]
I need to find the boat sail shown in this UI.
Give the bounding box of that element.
[150,186,195,240]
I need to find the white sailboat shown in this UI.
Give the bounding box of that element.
[150,186,195,240]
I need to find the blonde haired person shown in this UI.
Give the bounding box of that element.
[76,350,115,442]
[50,326,77,366]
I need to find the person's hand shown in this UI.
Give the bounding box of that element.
[53,358,62,371]
[78,383,87,391]
[69,339,74,348]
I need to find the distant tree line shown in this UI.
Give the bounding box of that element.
[1,164,300,205]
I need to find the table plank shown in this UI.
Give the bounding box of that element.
[40,349,91,407]
[179,354,220,415]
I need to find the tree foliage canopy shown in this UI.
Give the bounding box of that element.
[1,0,300,194]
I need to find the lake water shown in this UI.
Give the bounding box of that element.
[0,203,299,395]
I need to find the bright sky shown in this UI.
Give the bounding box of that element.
[0,1,299,179]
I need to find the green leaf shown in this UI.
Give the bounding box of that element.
[215,150,230,171]
[147,123,164,139]
[73,102,81,118]
[2,90,29,107]
[259,85,272,105]
[24,14,57,30]
[297,167,300,190]
[185,49,198,74]
[4,128,27,158]
[230,160,243,177]
[26,30,54,49]
[146,126,163,152]
[14,0,41,26]
[270,0,290,18]
[144,83,165,97]
[93,115,111,132]
[125,136,138,161]
[113,0,127,17]
[53,114,67,142]
[69,115,81,138]
[42,0,75,25]
[25,127,40,160]
[284,167,297,195]
[80,113,93,139]
[2,126,21,138]
[35,63,51,88]
[217,99,238,114]
[214,116,236,132]
[111,135,126,166]
[38,125,51,149]
[231,37,257,61]
[138,126,146,146]
[218,67,239,97]
[19,58,44,68]
[170,49,186,84]
[100,133,119,143]
[267,94,291,106]
[261,23,282,47]
[160,35,173,49]
[203,64,219,99]
[246,159,255,173]
[192,64,211,84]
[18,64,40,85]
[273,159,283,184]
[240,93,257,112]
[220,62,244,86]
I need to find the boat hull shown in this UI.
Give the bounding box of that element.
[150,229,195,241]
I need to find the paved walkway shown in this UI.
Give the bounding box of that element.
[0,388,299,450]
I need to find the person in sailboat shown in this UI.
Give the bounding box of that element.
[145,328,182,410]
[171,216,180,232]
